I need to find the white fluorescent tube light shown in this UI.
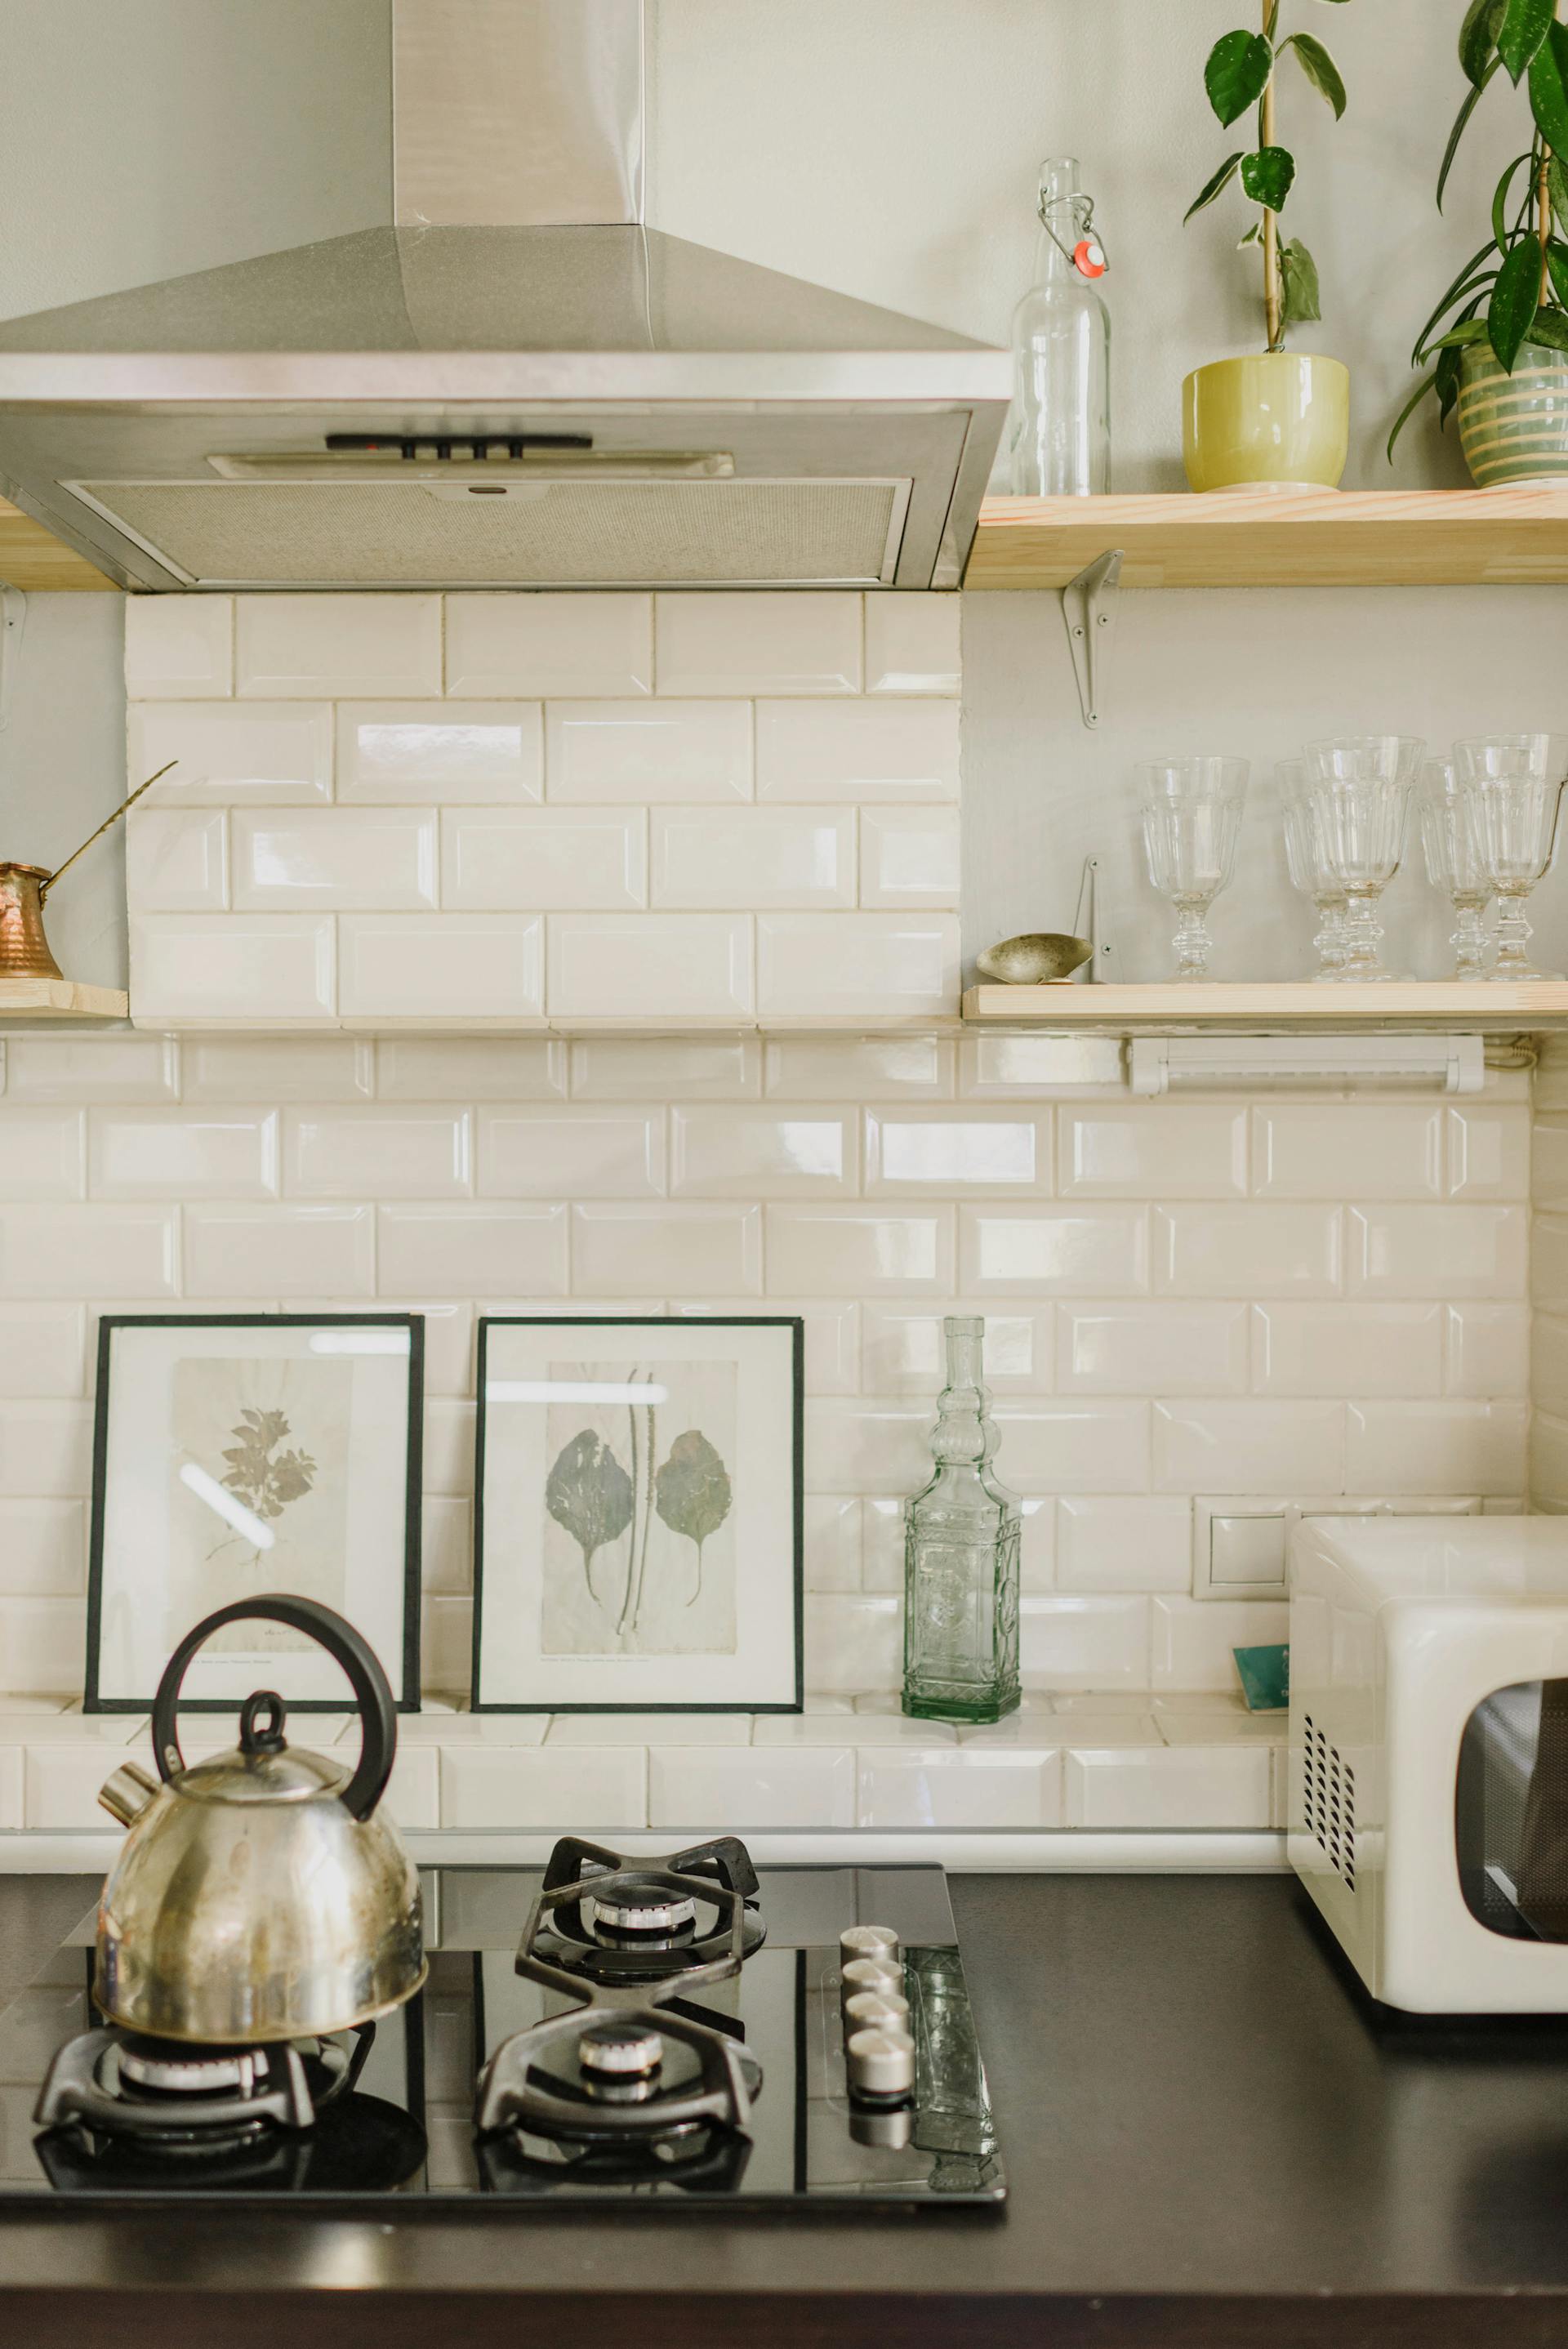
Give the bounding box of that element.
[1127,1034,1486,1097]
[178,1461,275,1551]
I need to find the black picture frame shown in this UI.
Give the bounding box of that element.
[472,1314,804,1714]
[84,1313,424,1713]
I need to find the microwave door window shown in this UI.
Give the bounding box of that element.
[1455,1680,1568,1940]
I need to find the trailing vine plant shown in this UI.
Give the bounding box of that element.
[1390,0,1568,456]
[1185,0,1354,351]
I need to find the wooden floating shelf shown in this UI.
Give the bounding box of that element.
[0,498,114,591]
[0,977,127,1021]
[966,488,1568,591]
[961,981,1568,1032]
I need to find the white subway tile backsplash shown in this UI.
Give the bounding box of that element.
[546,702,751,803]
[286,1108,470,1200]
[570,1036,760,1101]
[861,1305,1051,1395]
[182,1037,375,1102]
[0,1305,85,1399]
[755,699,959,801]
[1155,1205,1341,1298]
[858,1749,1062,1829]
[548,914,754,1022]
[4,1037,178,1103]
[0,1206,177,1299]
[336,703,543,804]
[1020,1595,1149,1691]
[960,1206,1149,1297]
[378,1037,564,1101]
[1065,1746,1271,1830]
[1447,1104,1530,1198]
[378,1205,568,1298]
[804,1495,862,1592]
[1447,1303,1530,1398]
[235,594,441,697]
[90,1108,278,1201]
[233,809,437,912]
[764,1034,954,1099]
[651,807,855,910]
[447,594,653,698]
[674,1299,860,1397]
[958,1033,1124,1095]
[572,1204,761,1297]
[994,1402,1151,1495]
[124,808,229,912]
[756,913,959,1018]
[130,703,332,804]
[0,1110,85,1202]
[441,1746,645,1830]
[183,1204,372,1298]
[651,1748,854,1830]
[862,596,961,695]
[1152,1596,1287,1691]
[804,1593,902,1692]
[0,1598,84,1695]
[442,807,646,910]
[1348,1204,1528,1297]
[1062,1104,1247,1200]
[655,593,861,695]
[338,913,545,1026]
[131,912,335,1026]
[0,1403,94,1497]
[671,1108,853,1197]
[1251,1302,1443,1397]
[804,1400,933,1495]
[425,1495,472,1594]
[1345,1400,1528,1495]
[767,1206,954,1295]
[125,596,233,698]
[1057,1302,1249,1395]
[479,1108,664,1198]
[1153,1401,1344,1495]
[858,808,960,908]
[1251,1104,1442,1199]
[865,1109,1048,1195]
[1056,1496,1192,1593]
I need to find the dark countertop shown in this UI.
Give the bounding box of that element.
[7,1869,1568,2347]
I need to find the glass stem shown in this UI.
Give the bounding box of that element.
[1172,905,1212,980]
[1312,897,1350,974]
[1494,889,1534,975]
[1453,901,1490,980]
[1342,890,1384,976]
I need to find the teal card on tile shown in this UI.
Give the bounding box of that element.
[1233,1643,1289,1712]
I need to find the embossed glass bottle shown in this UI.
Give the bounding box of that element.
[902,1317,1021,1723]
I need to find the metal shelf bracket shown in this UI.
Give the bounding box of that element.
[1061,547,1122,729]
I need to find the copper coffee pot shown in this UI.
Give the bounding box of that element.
[0,760,176,980]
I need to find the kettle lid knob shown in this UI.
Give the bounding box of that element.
[238,1691,287,1756]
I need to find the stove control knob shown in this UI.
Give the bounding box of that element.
[580,2023,665,2081]
[840,1956,902,2008]
[840,1923,900,1966]
[845,2026,915,2103]
[844,1988,911,2032]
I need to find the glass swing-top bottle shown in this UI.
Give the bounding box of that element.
[1008,155,1111,496]
[903,1317,1021,1724]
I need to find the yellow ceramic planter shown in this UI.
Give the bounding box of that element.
[1183,353,1350,493]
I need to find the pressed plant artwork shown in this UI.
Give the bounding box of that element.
[217,1408,319,1560]
[541,1362,738,1656]
[1185,0,1356,350]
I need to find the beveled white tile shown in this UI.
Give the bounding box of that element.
[572,1204,761,1296]
[447,593,653,697]
[804,1593,902,1692]
[1064,1746,1272,1830]
[756,913,959,1018]
[25,1742,160,1830]
[1446,1104,1530,1198]
[479,1108,664,1198]
[1345,1400,1528,1495]
[1532,1410,1568,1510]
[129,703,332,804]
[1535,1313,1568,1421]
[0,1402,94,1496]
[124,595,233,698]
[1153,1401,1343,1495]
[1252,1104,1442,1199]
[958,1032,1124,1096]
[184,1203,372,1298]
[803,1495,862,1592]
[764,1034,954,1099]
[547,915,754,1022]
[671,1301,858,1396]
[131,912,335,1025]
[861,1306,1052,1394]
[758,1707,947,1745]
[235,594,441,697]
[4,1037,178,1103]
[862,596,961,694]
[960,1206,1149,1298]
[422,1399,476,1496]
[1019,1594,1149,1691]
[0,1597,83,1696]
[338,914,545,1026]
[379,1204,568,1297]
[964,1709,1160,1748]
[124,808,228,912]
[89,1107,278,1201]
[804,1400,933,1495]
[1532,1210,1568,1311]
[651,806,855,910]
[336,703,542,804]
[546,701,751,802]
[1058,1302,1248,1395]
[1056,1496,1192,1592]
[857,1749,1062,1829]
[442,805,645,911]
[858,807,960,908]
[756,699,959,801]
[765,1206,954,1296]
[1152,1595,1288,1691]
[423,1496,472,1595]
[1252,1303,1443,1397]
[649,1749,853,1830]
[377,1037,565,1101]
[1061,1105,1247,1200]
[547,1714,746,1746]
[570,1036,760,1101]
[671,1108,854,1197]
[441,1746,646,1830]
[286,1107,471,1199]
[1153,1206,1341,1298]
[374,1301,473,1396]
[233,809,436,912]
[655,593,861,695]
[865,1109,1048,1195]
[0,1109,85,1202]
[0,1206,177,1299]
[0,1304,86,1398]
[182,1037,374,1102]
[1348,1204,1527,1298]
[992,1402,1151,1495]
[0,1747,20,1825]
[1156,1709,1285,1745]
[391,1709,547,1745]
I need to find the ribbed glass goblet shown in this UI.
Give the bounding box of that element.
[1418,759,1492,980]
[1454,734,1568,983]
[1302,737,1424,983]
[1138,759,1249,982]
[1279,759,1349,980]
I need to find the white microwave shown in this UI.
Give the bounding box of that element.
[1289,1514,1568,2013]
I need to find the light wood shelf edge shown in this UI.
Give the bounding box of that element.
[0,978,128,1021]
[0,500,116,591]
[962,980,1568,1032]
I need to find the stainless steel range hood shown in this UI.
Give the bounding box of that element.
[0,0,1009,594]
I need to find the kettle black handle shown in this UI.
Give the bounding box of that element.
[150,1595,397,1823]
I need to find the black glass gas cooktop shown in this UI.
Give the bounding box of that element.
[0,1861,1004,2209]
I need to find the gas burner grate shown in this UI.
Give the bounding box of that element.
[529,1835,768,1986]
[33,2023,374,2149]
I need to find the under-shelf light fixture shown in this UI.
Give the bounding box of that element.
[1126,1033,1486,1096]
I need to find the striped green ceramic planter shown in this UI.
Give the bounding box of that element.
[1458,341,1568,486]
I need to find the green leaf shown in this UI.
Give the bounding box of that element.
[1489,236,1543,371]
[1236,222,1263,247]
[1499,0,1555,82]
[654,1429,733,1602]
[1494,152,1535,253]
[1184,150,1245,224]
[1241,145,1297,211]
[1439,57,1502,212]
[1549,241,1568,311]
[1530,22,1568,154]
[1388,370,1440,462]
[1279,238,1322,323]
[1205,30,1274,127]
[1431,319,1491,347]
[1527,305,1568,350]
[1280,31,1347,115]
[1460,0,1507,82]
[1436,342,1466,428]
[1412,236,1503,359]
[546,1428,634,1595]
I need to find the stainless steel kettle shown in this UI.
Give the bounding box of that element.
[95,1595,425,2044]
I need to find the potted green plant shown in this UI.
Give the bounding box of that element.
[1183,2,1355,493]
[1391,0,1568,484]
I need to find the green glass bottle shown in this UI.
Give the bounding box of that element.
[902,1316,1021,1724]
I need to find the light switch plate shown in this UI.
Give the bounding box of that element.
[1193,1493,1484,1601]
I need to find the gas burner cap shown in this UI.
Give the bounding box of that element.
[583,1888,697,1937]
[580,2024,665,2079]
[117,2040,265,2096]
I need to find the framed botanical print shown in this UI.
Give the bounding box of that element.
[474,1316,803,1713]
[85,1314,423,1712]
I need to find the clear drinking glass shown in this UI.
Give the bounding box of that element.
[1279,758,1350,979]
[1009,157,1111,495]
[1454,734,1568,982]
[1138,758,1248,981]
[1301,737,1425,983]
[903,1317,1021,1725]
[1419,759,1493,980]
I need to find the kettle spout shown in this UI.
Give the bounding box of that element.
[99,1760,160,1828]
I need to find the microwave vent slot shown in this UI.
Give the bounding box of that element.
[1303,1714,1356,1892]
